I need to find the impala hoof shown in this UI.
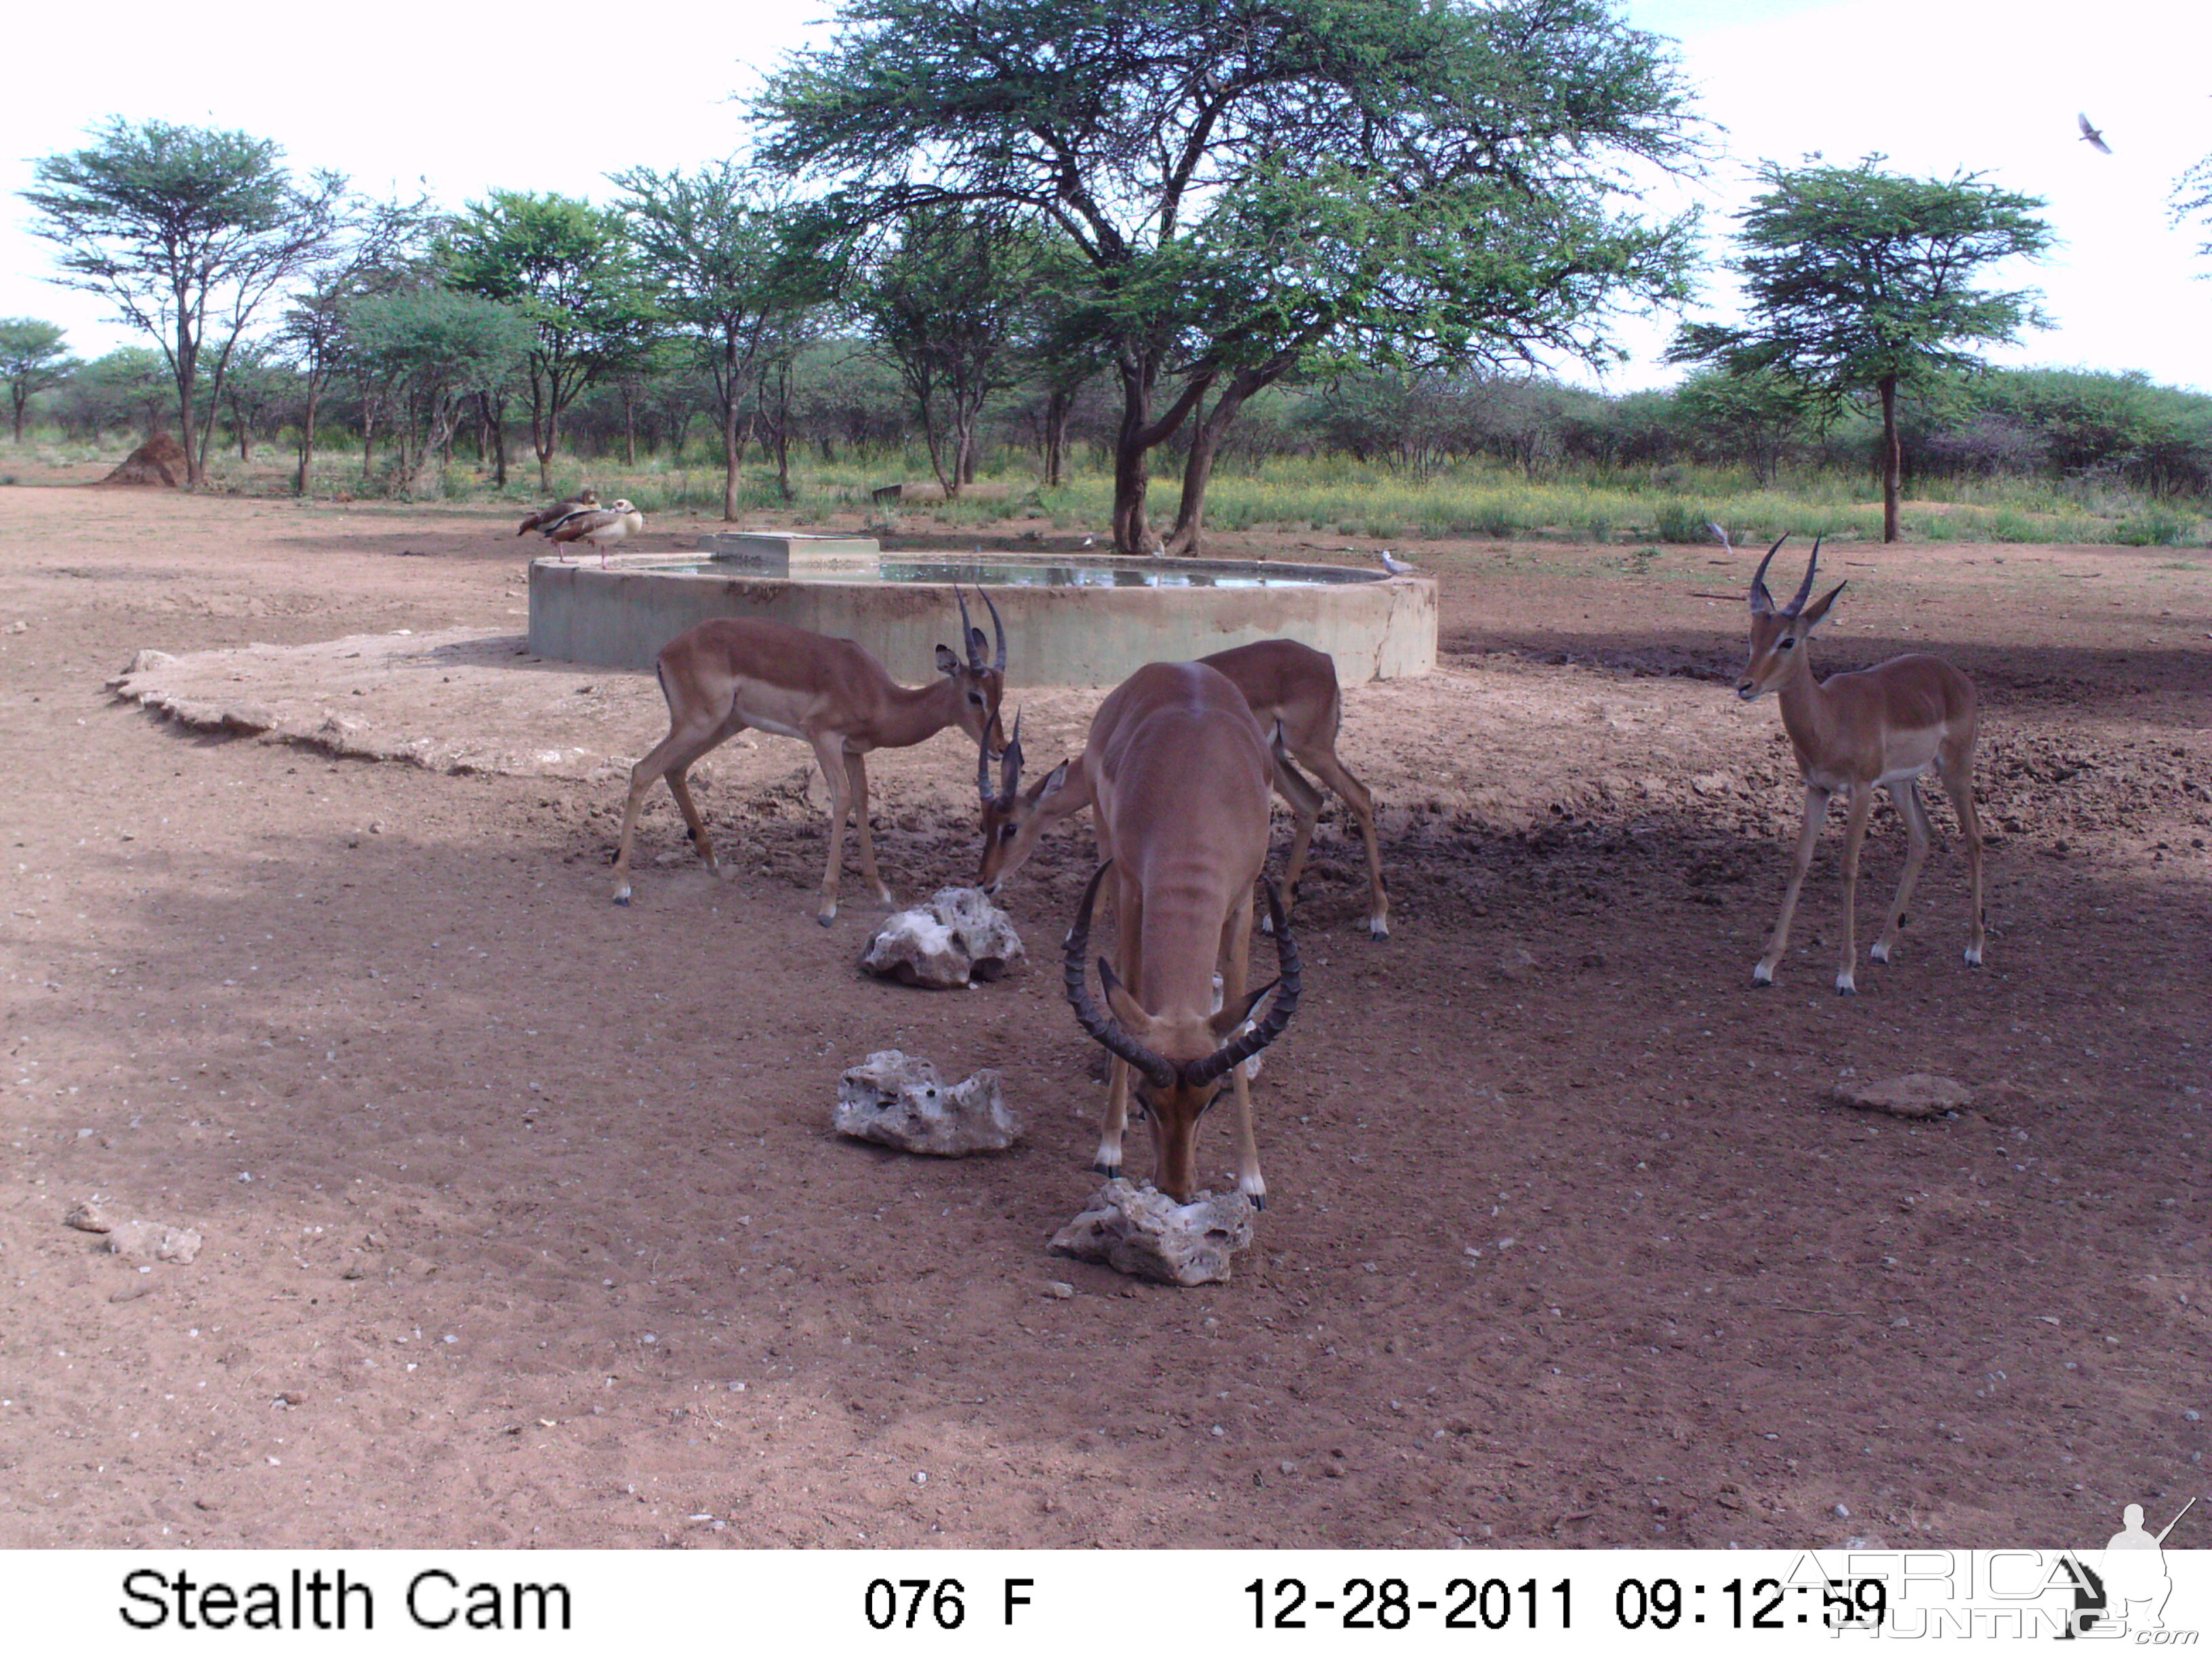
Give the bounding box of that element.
[1750,964,1774,987]
[1835,977,1857,996]
[1091,1160,1120,1180]
[613,891,632,907]
[816,914,835,928]
[1965,946,1984,967]
[1368,917,1389,939]
[1249,1193,1267,1212]
[1868,941,1891,964]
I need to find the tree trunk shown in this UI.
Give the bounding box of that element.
[295,378,322,496]
[1880,374,1902,544]
[721,394,741,522]
[362,407,377,484]
[489,393,508,489]
[621,382,638,467]
[12,390,26,445]
[1111,357,1160,554]
[1163,376,1259,556]
[1043,386,1071,489]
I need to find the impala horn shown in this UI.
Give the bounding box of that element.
[955,586,985,672]
[1787,537,1824,616]
[1063,861,1176,1090]
[1748,534,1788,614]
[981,710,1023,804]
[1182,879,1302,1088]
[981,585,1007,674]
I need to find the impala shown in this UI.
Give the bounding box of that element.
[977,638,1388,937]
[1059,661,1301,1205]
[1736,534,1985,992]
[610,589,1009,923]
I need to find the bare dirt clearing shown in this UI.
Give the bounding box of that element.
[2,481,2207,1549]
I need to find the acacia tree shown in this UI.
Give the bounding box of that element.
[2174,151,2212,266]
[443,192,660,492]
[1673,366,1821,487]
[0,319,81,443]
[278,195,434,495]
[859,209,1036,497]
[609,162,815,518]
[1668,156,2052,543]
[759,0,1702,553]
[343,289,533,496]
[21,119,350,486]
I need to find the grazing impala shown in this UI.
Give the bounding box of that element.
[1736,534,1985,992]
[977,638,1388,937]
[1059,661,1301,1205]
[611,590,1009,923]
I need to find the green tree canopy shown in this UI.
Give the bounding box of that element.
[0,318,83,443]
[344,288,533,496]
[1668,155,2052,542]
[609,161,824,518]
[442,191,661,491]
[858,208,1038,498]
[20,118,351,485]
[758,0,1704,552]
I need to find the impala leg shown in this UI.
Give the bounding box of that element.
[844,751,893,907]
[611,716,729,905]
[1307,750,1388,939]
[1834,785,1875,994]
[1218,893,1265,1206]
[665,767,719,874]
[1871,779,1932,965]
[810,734,854,925]
[1095,870,1140,1181]
[1755,785,1830,986]
[1942,743,1987,967]
[1097,1057,1130,1182]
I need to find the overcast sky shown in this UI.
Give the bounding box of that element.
[2,0,2205,393]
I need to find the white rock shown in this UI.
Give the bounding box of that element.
[1834,1073,1969,1119]
[105,1221,203,1264]
[859,886,1024,989]
[834,1051,1019,1155]
[1048,1179,1255,1286]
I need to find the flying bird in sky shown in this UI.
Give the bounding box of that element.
[2077,112,2112,154]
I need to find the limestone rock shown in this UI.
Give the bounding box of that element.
[859,886,1025,989]
[1048,1179,1255,1287]
[105,1221,203,1264]
[63,1199,115,1233]
[106,648,176,689]
[834,1050,1019,1155]
[1834,1073,1970,1120]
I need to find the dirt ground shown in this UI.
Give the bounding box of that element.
[1,468,2207,1551]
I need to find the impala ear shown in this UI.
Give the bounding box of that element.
[1210,977,1280,1039]
[1798,580,1847,630]
[1097,957,1152,1036]
[935,643,960,676]
[1031,759,1070,804]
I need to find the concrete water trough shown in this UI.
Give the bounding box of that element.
[527,533,1436,687]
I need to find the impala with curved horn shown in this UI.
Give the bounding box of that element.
[1736,532,1985,992]
[1057,660,1299,1204]
[611,588,1009,923]
[977,639,1388,937]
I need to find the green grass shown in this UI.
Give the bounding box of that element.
[17,429,2208,547]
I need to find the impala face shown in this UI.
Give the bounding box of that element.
[974,717,1073,892]
[1738,534,1843,700]
[1064,861,1299,1205]
[939,585,1010,757]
